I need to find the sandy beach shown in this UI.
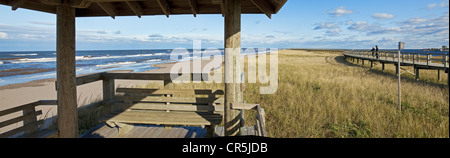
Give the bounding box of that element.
[0,58,222,134]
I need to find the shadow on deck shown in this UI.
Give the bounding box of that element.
[80,124,256,138]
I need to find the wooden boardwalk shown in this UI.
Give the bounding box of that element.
[80,124,256,138]
[343,51,449,85]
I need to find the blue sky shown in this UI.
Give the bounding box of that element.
[0,0,448,51]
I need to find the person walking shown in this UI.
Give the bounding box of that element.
[375,45,379,59]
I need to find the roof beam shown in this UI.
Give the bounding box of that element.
[96,2,117,19]
[10,0,25,11]
[41,0,91,8]
[156,0,170,18]
[211,0,224,17]
[187,0,198,17]
[125,1,143,18]
[250,0,275,19]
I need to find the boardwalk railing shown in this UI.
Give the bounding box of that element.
[344,50,449,67]
[343,50,449,86]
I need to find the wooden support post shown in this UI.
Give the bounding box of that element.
[362,60,364,65]
[395,64,399,76]
[23,107,38,135]
[102,77,114,114]
[415,68,420,80]
[382,63,385,71]
[370,61,373,69]
[437,70,440,81]
[224,0,241,137]
[56,4,77,138]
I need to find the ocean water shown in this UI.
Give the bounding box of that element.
[0,49,226,86]
[0,48,273,86]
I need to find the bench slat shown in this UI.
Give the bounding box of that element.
[115,96,225,105]
[107,111,222,126]
[124,103,224,112]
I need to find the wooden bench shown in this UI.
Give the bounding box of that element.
[106,88,225,137]
[0,100,58,138]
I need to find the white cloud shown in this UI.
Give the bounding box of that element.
[348,21,370,31]
[427,3,438,9]
[314,22,337,30]
[0,32,8,39]
[372,13,395,20]
[329,7,354,17]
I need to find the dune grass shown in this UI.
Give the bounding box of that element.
[243,50,448,138]
[136,49,448,138]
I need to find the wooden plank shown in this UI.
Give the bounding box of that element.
[96,2,117,19]
[0,111,42,129]
[156,0,170,18]
[231,103,259,110]
[125,1,143,18]
[107,111,222,126]
[39,100,57,105]
[187,0,198,17]
[119,103,225,112]
[211,0,224,17]
[0,120,44,138]
[116,88,224,96]
[10,0,25,10]
[75,73,102,86]
[0,101,40,117]
[150,127,165,138]
[250,0,274,18]
[56,5,78,138]
[115,95,225,105]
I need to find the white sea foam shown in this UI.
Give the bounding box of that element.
[9,53,170,64]
[12,57,56,63]
[145,59,162,62]
[10,53,38,56]
[95,61,137,67]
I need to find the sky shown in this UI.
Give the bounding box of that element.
[0,0,449,51]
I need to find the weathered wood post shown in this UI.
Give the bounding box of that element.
[437,70,440,81]
[382,63,385,71]
[415,67,420,80]
[102,73,114,114]
[224,0,241,136]
[56,2,77,138]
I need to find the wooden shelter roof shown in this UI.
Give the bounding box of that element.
[1,0,287,18]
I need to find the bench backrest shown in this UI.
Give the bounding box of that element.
[114,88,225,113]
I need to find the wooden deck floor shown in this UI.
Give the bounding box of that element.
[80,124,256,138]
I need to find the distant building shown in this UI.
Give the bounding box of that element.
[442,45,449,51]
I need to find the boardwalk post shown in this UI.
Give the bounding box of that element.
[398,42,405,111]
[56,2,78,138]
[415,68,420,80]
[382,63,385,71]
[224,0,241,136]
[437,70,440,81]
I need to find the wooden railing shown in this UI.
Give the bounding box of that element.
[1,72,266,137]
[344,51,449,67]
[232,103,267,137]
[0,100,57,138]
